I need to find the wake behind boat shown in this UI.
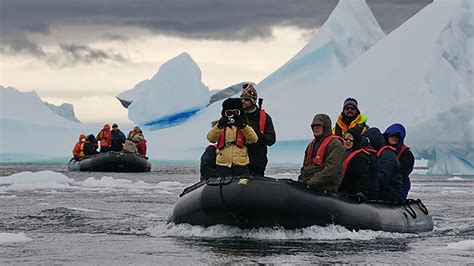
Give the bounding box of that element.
[68,151,151,172]
[168,176,433,233]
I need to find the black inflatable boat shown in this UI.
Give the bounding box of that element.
[168,176,433,233]
[68,151,151,172]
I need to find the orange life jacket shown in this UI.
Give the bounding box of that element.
[343,149,369,177]
[396,144,409,159]
[216,126,246,150]
[377,145,397,157]
[97,129,111,147]
[305,135,343,166]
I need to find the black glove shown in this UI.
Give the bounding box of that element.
[218,116,229,128]
[234,115,246,129]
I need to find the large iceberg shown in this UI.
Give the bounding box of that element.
[44,101,81,123]
[118,52,210,129]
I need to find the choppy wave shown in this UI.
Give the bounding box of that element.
[0,170,187,194]
[446,240,474,251]
[0,232,33,244]
[147,223,411,241]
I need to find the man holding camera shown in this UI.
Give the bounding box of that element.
[207,98,258,177]
[240,84,276,176]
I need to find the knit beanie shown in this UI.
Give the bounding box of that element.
[240,83,258,101]
[343,97,358,110]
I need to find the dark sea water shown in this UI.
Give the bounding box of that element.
[0,163,473,264]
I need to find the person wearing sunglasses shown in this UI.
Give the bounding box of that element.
[333,97,369,137]
[363,127,402,203]
[383,123,414,204]
[207,98,258,177]
[239,83,276,176]
[338,127,369,201]
[298,114,344,192]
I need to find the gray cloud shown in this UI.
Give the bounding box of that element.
[1,0,431,61]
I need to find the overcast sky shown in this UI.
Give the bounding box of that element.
[0,0,431,123]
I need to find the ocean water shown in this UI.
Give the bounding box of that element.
[0,163,473,264]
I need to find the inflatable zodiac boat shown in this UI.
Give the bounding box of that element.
[168,176,433,233]
[68,151,151,172]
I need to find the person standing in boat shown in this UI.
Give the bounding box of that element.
[338,127,369,199]
[363,128,402,203]
[383,123,414,204]
[123,126,145,154]
[110,123,126,152]
[207,98,258,177]
[240,83,276,176]
[96,124,112,153]
[298,114,345,192]
[333,97,369,137]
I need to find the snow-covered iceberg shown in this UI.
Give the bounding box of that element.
[137,0,387,160]
[44,101,81,123]
[117,52,210,129]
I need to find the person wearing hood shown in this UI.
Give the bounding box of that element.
[298,114,345,192]
[240,83,276,176]
[333,97,369,137]
[96,124,112,153]
[383,123,414,204]
[123,126,145,155]
[207,98,258,177]
[72,134,87,160]
[363,128,402,203]
[338,127,369,198]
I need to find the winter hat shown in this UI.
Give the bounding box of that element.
[343,97,358,110]
[133,126,142,132]
[112,123,118,128]
[240,83,258,101]
[79,134,86,141]
[221,98,243,116]
[345,127,362,150]
[103,124,111,130]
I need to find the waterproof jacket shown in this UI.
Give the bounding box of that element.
[200,145,217,180]
[72,134,87,159]
[383,123,414,203]
[137,140,147,157]
[207,124,258,168]
[298,114,345,192]
[123,130,145,153]
[364,128,402,203]
[339,151,369,196]
[97,125,112,148]
[110,129,126,151]
[333,113,369,137]
[243,107,276,175]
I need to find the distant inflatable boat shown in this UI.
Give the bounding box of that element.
[68,151,151,172]
[168,176,433,233]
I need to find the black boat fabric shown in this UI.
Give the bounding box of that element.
[168,176,433,233]
[68,151,151,172]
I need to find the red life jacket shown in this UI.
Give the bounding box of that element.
[343,149,369,177]
[396,144,409,159]
[377,145,397,157]
[259,109,266,133]
[305,135,343,166]
[216,126,246,150]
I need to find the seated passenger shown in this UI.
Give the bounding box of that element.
[207,98,258,177]
[123,126,144,154]
[96,124,112,153]
[338,127,369,198]
[72,134,87,160]
[84,134,99,156]
[298,114,344,192]
[200,145,217,180]
[137,138,147,157]
[110,123,126,152]
[360,134,380,200]
[363,128,402,203]
[383,123,414,204]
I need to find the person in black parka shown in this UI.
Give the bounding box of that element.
[363,127,402,203]
[383,123,415,204]
[240,83,276,176]
[200,145,217,180]
[338,127,369,198]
